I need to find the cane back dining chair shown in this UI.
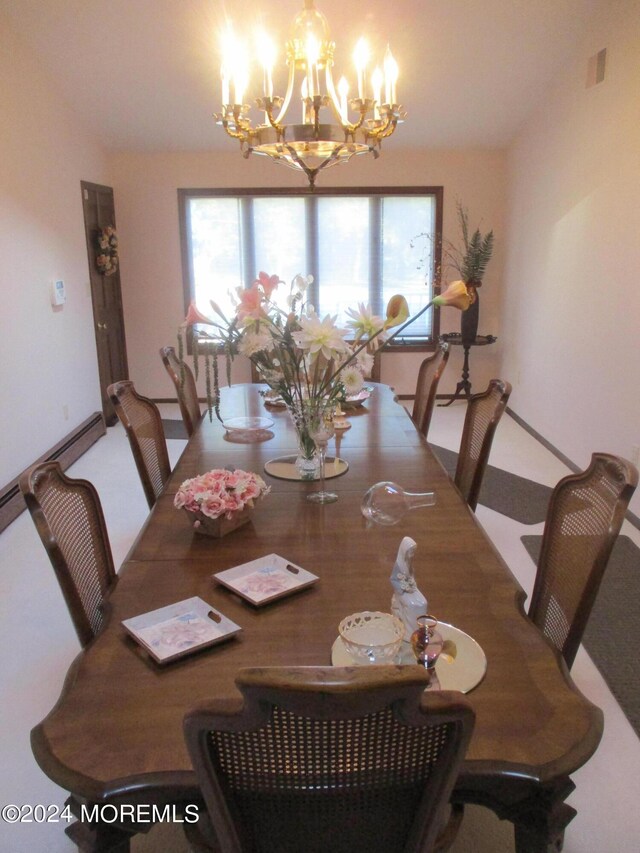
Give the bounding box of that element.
[528,452,638,668]
[160,345,202,437]
[19,461,117,648]
[454,379,512,512]
[107,380,171,509]
[411,342,450,438]
[184,666,475,853]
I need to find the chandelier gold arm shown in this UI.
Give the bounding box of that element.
[273,60,296,125]
[214,2,404,186]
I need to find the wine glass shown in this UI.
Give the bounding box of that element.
[360,481,436,525]
[307,409,338,504]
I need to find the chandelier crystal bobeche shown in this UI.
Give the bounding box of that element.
[215,0,404,188]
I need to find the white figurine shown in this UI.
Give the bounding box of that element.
[390,536,428,642]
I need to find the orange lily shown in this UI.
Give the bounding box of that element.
[384,294,410,329]
[433,280,471,311]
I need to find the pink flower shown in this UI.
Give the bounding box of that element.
[235,284,265,322]
[184,301,214,326]
[224,471,242,489]
[200,496,226,519]
[256,271,281,300]
[175,468,269,521]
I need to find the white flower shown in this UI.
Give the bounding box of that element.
[292,309,348,361]
[356,351,374,376]
[292,273,313,294]
[340,365,365,395]
[345,302,386,341]
[238,328,274,357]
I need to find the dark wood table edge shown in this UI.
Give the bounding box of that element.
[28,384,606,853]
[30,620,604,853]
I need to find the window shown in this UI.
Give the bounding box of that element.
[179,187,443,345]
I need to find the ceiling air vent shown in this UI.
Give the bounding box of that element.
[586,48,607,87]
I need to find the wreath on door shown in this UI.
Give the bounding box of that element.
[96,226,119,276]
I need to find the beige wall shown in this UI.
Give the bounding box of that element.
[0,16,109,485]
[109,147,507,400]
[501,0,640,513]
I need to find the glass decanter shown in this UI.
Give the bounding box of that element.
[360,481,435,525]
[410,615,444,669]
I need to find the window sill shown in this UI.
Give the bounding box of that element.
[191,336,436,355]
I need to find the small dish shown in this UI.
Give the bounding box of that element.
[341,389,372,409]
[213,554,318,606]
[263,394,286,408]
[122,597,241,664]
[222,416,274,432]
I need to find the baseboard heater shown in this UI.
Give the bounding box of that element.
[0,412,106,534]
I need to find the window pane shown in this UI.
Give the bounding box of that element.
[189,198,242,319]
[253,197,307,313]
[317,197,370,326]
[382,196,436,338]
[183,190,441,343]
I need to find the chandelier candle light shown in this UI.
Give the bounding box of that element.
[215,1,404,188]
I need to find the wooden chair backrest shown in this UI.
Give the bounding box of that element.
[107,380,171,508]
[160,345,202,437]
[529,452,638,667]
[454,379,512,511]
[19,461,116,647]
[411,342,450,438]
[184,666,475,853]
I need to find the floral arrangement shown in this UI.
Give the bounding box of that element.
[178,271,471,423]
[174,468,270,524]
[96,226,119,276]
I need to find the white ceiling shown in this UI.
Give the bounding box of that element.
[1,0,603,150]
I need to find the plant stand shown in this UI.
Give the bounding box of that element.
[438,333,497,407]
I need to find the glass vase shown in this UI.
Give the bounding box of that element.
[287,400,321,479]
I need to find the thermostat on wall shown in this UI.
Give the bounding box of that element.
[51,279,66,306]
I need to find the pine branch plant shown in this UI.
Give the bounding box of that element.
[457,201,494,285]
[410,200,494,292]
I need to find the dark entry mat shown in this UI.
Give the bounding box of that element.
[522,534,640,737]
[162,419,188,440]
[430,444,553,525]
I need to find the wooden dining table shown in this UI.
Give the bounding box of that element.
[31,383,603,853]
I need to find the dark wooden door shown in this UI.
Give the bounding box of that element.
[81,181,129,425]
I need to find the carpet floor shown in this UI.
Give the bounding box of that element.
[430,444,553,524]
[162,418,189,440]
[521,534,640,737]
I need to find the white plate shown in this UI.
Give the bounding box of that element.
[262,394,286,408]
[122,597,242,664]
[222,416,274,432]
[341,389,372,409]
[213,554,318,606]
[331,622,486,694]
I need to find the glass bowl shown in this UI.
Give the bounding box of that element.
[338,611,404,664]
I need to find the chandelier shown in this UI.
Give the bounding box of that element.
[215,0,404,189]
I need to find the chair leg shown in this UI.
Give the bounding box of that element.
[434,803,465,852]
